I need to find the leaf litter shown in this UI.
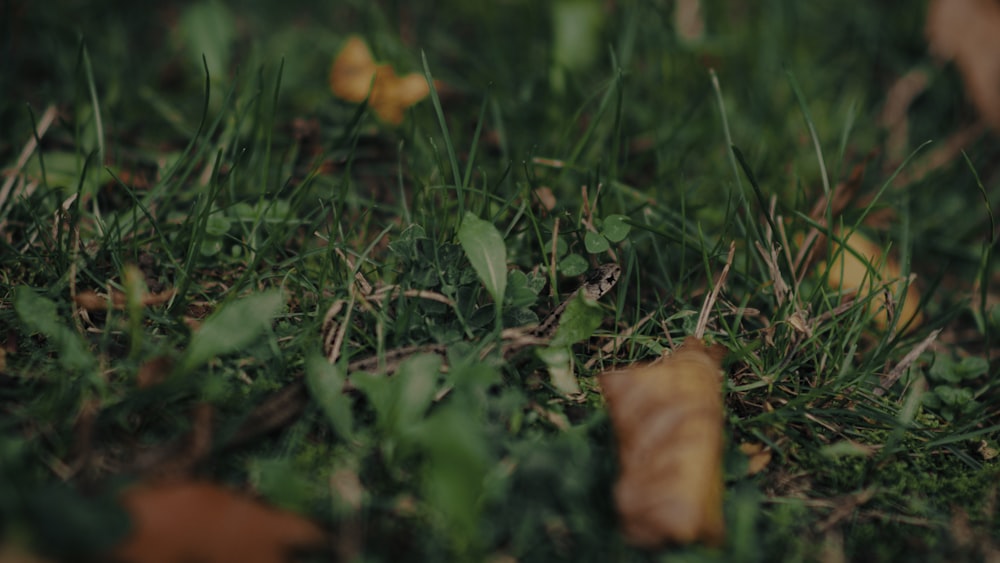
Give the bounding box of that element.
[597,243,735,548]
[111,481,327,563]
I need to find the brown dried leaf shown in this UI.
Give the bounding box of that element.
[74,290,109,311]
[112,481,326,563]
[822,228,923,335]
[927,0,1000,130]
[534,187,557,212]
[673,0,705,43]
[739,442,772,476]
[73,288,175,311]
[329,36,430,125]
[599,338,726,548]
[136,355,174,388]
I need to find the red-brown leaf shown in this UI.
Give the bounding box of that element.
[111,481,326,563]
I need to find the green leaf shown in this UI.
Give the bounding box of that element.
[505,270,542,309]
[955,356,988,380]
[536,345,581,395]
[558,253,589,276]
[305,355,353,439]
[250,458,316,512]
[23,151,104,194]
[601,214,631,242]
[928,354,956,383]
[934,386,974,408]
[411,403,491,556]
[584,230,609,253]
[552,0,603,71]
[550,290,605,347]
[534,291,605,396]
[199,237,223,257]
[14,286,95,372]
[176,0,236,86]
[553,236,569,258]
[352,353,442,440]
[458,211,507,307]
[179,291,284,372]
[205,213,231,236]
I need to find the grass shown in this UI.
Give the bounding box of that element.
[2,1,999,561]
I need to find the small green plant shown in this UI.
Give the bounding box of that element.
[921,353,989,422]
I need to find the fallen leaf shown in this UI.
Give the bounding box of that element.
[977,440,999,461]
[599,338,726,548]
[534,186,557,212]
[136,355,174,388]
[739,442,772,476]
[111,481,326,563]
[927,0,1000,130]
[73,288,175,311]
[821,228,923,335]
[329,36,378,102]
[673,0,705,43]
[329,35,430,125]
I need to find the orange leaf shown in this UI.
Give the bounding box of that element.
[112,481,326,563]
[822,228,923,335]
[73,288,175,311]
[599,338,726,548]
[739,442,772,476]
[329,36,430,125]
[329,36,377,102]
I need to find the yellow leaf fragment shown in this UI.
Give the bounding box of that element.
[822,228,923,335]
[329,35,430,125]
[738,442,772,476]
[329,36,377,102]
[599,338,726,548]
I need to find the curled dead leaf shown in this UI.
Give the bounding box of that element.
[927,0,1000,130]
[738,442,772,476]
[112,481,326,563]
[599,338,726,548]
[74,288,175,312]
[329,35,431,125]
[821,228,923,335]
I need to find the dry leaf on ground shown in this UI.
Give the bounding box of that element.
[599,338,726,548]
[329,35,430,125]
[673,0,705,43]
[74,289,175,311]
[111,481,326,563]
[927,0,1000,130]
[821,228,923,335]
[739,442,772,476]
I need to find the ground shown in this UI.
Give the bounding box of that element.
[1,1,998,562]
